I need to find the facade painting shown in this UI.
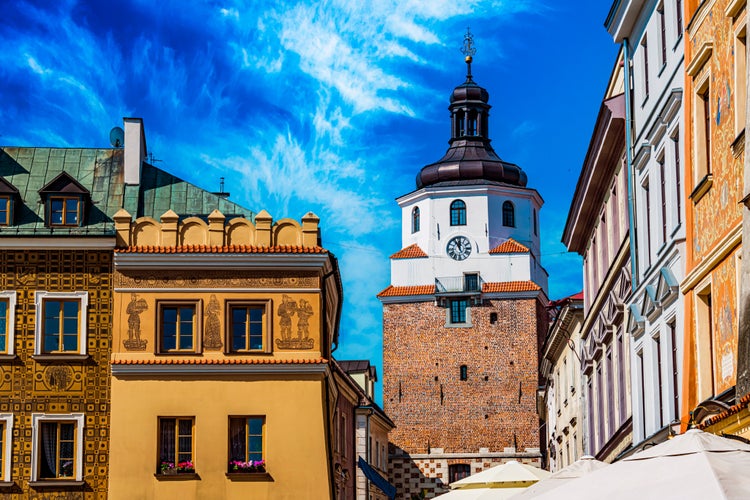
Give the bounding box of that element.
[681,0,746,436]
[108,206,341,500]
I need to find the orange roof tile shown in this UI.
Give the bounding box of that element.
[489,238,530,254]
[377,285,434,297]
[115,245,327,254]
[698,392,750,429]
[111,357,327,365]
[390,244,428,259]
[482,281,541,293]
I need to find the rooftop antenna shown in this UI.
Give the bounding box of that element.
[460,27,477,82]
[109,127,125,148]
[212,176,230,198]
[147,152,161,164]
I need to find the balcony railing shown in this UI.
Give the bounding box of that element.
[434,275,483,295]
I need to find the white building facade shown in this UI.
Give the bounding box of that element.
[606,0,686,450]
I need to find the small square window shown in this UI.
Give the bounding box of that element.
[158,302,200,353]
[229,416,265,472]
[34,291,88,356]
[449,464,470,483]
[158,417,195,474]
[49,197,80,226]
[460,365,468,381]
[227,302,269,353]
[31,413,84,482]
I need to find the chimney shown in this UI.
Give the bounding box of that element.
[123,117,147,185]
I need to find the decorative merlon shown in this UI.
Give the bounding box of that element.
[112,209,321,248]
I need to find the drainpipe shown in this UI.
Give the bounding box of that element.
[623,38,638,291]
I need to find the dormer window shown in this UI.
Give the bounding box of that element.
[50,197,81,226]
[38,172,90,228]
[0,197,11,226]
[0,178,19,227]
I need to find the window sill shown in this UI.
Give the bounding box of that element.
[154,473,199,481]
[690,174,713,203]
[672,34,683,51]
[0,481,15,489]
[0,354,17,361]
[641,96,649,108]
[32,354,89,362]
[226,472,273,482]
[29,480,85,488]
[658,63,667,77]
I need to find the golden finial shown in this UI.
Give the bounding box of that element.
[460,27,476,81]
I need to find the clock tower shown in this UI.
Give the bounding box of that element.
[379,31,548,498]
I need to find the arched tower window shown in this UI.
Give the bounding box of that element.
[412,207,420,233]
[502,201,515,227]
[450,200,466,226]
[467,110,478,136]
[455,110,466,138]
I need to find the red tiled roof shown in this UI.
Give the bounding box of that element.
[569,291,584,300]
[115,245,327,254]
[489,238,529,254]
[377,285,434,297]
[111,357,327,365]
[698,392,750,429]
[482,281,541,293]
[390,244,428,259]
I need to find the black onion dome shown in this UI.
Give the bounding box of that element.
[416,73,528,189]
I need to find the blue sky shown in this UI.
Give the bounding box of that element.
[2,0,618,400]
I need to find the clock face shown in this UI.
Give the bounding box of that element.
[446,236,472,261]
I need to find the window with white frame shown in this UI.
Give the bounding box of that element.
[0,292,17,356]
[31,413,84,482]
[0,414,12,483]
[34,292,88,356]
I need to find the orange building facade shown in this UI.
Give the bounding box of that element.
[681,0,748,434]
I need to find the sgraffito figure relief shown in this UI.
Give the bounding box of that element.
[204,294,223,350]
[275,294,314,350]
[124,293,148,351]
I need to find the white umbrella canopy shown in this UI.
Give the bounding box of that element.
[509,455,608,499]
[526,429,750,500]
[438,485,530,499]
[450,460,552,489]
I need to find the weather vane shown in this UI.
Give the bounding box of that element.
[460,27,476,81]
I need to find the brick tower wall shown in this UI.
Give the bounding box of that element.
[383,297,543,455]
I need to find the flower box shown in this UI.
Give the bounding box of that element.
[228,460,265,474]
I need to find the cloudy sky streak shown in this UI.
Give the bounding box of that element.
[1,0,618,401]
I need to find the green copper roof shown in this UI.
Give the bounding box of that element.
[0,147,254,237]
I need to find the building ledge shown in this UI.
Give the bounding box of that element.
[0,355,17,361]
[225,472,273,482]
[154,473,200,481]
[29,480,86,488]
[31,354,90,362]
[0,481,15,489]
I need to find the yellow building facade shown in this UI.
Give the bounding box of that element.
[107,209,342,499]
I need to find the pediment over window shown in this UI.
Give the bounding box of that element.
[627,303,645,337]
[640,285,659,320]
[39,172,90,197]
[603,291,624,326]
[38,172,91,227]
[655,267,680,308]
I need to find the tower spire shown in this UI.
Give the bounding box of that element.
[460,27,477,82]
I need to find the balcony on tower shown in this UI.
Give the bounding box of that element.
[435,273,482,300]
